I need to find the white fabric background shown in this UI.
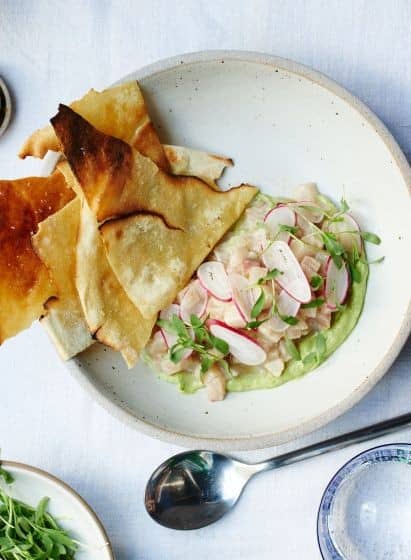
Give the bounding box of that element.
[0,1,410,558]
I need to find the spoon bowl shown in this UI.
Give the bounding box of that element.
[145,413,411,530]
[145,451,254,530]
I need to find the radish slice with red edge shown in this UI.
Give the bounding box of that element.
[264,205,296,243]
[327,213,362,253]
[267,290,300,332]
[208,319,267,366]
[197,261,231,301]
[229,273,259,322]
[325,257,350,310]
[262,240,312,303]
[159,303,193,359]
[291,200,324,223]
[180,279,208,323]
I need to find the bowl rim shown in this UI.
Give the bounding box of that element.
[0,77,12,138]
[53,49,411,451]
[316,442,411,558]
[1,460,114,558]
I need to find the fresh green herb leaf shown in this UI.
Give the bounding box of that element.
[156,318,173,332]
[281,315,299,325]
[339,197,350,213]
[210,335,229,355]
[251,289,265,319]
[171,314,188,337]
[279,224,299,235]
[301,298,325,309]
[346,244,362,283]
[200,355,214,374]
[0,484,77,559]
[284,337,301,361]
[310,275,323,290]
[169,344,187,363]
[257,268,282,284]
[349,262,362,283]
[361,231,381,245]
[245,318,270,329]
[190,314,203,328]
[0,468,13,485]
[322,232,345,268]
[273,304,299,325]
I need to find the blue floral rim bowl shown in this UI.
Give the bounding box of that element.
[317,443,411,559]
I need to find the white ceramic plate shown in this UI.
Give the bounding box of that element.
[51,51,410,450]
[0,461,113,559]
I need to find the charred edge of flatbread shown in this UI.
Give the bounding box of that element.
[51,105,133,208]
[98,209,184,238]
[39,296,59,319]
[134,120,171,173]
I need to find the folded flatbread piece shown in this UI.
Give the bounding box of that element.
[0,170,74,343]
[19,81,170,172]
[19,82,232,188]
[32,198,93,359]
[51,105,257,318]
[76,197,156,367]
[163,145,232,189]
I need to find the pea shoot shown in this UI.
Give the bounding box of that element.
[0,467,78,559]
[157,314,230,374]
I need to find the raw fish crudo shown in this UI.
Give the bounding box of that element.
[4,81,382,405]
[146,182,382,401]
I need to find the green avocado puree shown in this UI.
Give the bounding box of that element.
[143,193,369,395]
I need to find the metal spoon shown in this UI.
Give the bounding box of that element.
[145,412,411,530]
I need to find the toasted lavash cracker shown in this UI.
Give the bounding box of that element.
[0,170,74,343]
[19,81,170,172]
[50,105,257,317]
[163,145,232,189]
[76,197,156,367]
[51,104,255,225]
[32,198,93,360]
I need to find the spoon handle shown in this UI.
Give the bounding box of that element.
[256,412,411,473]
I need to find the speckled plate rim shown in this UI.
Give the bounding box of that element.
[47,50,411,451]
[1,460,114,558]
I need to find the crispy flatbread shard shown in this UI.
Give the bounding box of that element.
[100,179,256,319]
[0,170,74,343]
[19,81,170,171]
[51,105,255,226]
[76,199,156,367]
[164,145,232,189]
[32,198,93,360]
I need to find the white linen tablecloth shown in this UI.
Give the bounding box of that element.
[0,1,410,558]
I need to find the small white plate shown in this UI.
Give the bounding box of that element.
[48,50,410,451]
[0,461,113,559]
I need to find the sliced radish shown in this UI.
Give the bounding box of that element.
[197,261,232,301]
[159,303,180,322]
[267,290,300,332]
[264,205,296,242]
[325,257,350,310]
[208,319,267,366]
[262,240,312,303]
[326,213,362,253]
[229,273,259,322]
[159,303,193,359]
[180,279,208,323]
[159,304,181,350]
[291,200,324,223]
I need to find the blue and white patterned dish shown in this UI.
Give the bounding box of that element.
[317,443,411,559]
